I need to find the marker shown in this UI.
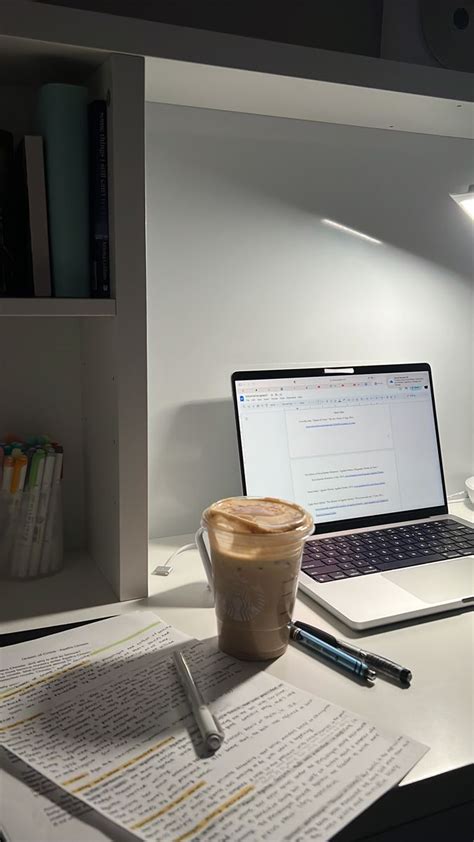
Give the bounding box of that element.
[29,450,56,576]
[10,455,28,494]
[39,446,63,576]
[11,449,45,578]
[289,624,376,682]
[173,650,223,752]
[294,621,412,684]
[1,456,14,492]
[4,455,28,572]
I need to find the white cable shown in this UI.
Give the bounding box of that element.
[447,491,468,501]
[151,542,196,576]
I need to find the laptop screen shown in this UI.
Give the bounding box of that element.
[232,365,447,532]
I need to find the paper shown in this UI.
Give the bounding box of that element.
[1,747,136,842]
[1,610,190,724]
[1,618,428,842]
[1,611,190,841]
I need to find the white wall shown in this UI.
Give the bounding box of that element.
[146,103,474,538]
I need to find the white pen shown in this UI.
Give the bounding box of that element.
[173,650,223,752]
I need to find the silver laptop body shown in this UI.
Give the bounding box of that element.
[232,363,473,629]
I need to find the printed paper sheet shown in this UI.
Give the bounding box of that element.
[1,610,190,841]
[1,613,427,842]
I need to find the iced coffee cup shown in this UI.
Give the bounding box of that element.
[196,497,313,660]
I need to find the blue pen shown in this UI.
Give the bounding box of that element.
[289,624,376,682]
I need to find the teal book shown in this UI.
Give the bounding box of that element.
[37,84,89,298]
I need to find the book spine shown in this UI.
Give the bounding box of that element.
[37,84,89,298]
[11,138,34,297]
[89,100,110,298]
[0,130,15,296]
[24,137,52,297]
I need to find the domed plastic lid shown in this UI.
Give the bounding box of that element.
[203,497,313,534]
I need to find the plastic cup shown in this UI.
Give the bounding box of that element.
[196,497,313,660]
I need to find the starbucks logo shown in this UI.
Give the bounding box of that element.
[222,579,266,621]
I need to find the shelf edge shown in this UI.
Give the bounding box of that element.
[0,298,117,317]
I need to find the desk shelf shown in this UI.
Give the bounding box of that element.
[0,42,148,617]
[0,552,120,632]
[0,298,117,317]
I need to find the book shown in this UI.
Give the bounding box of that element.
[0,130,15,296]
[88,100,110,298]
[37,83,89,298]
[13,137,52,297]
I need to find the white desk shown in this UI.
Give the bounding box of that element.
[145,501,474,791]
[2,502,473,801]
[145,507,474,839]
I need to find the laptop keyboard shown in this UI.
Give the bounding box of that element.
[302,519,474,584]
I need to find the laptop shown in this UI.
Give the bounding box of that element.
[231,363,474,629]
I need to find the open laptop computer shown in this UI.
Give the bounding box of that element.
[231,363,474,629]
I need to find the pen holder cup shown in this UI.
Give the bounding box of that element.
[0,483,63,580]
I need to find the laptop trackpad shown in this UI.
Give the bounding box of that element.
[383,557,474,603]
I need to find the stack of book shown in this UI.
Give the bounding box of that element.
[0,87,109,299]
[0,435,64,579]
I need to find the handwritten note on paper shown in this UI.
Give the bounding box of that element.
[1,748,136,842]
[1,634,427,842]
[1,611,191,842]
[1,611,190,726]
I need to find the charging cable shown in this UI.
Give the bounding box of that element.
[151,543,196,576]
[447,491,468,502]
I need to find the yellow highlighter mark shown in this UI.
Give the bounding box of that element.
[131,781,207,830]
[174,785,255,842]
[0,711,43,732]
[72,736,174,793]
[1,619,162,702]
[61,772,89,786]
[0,660,91,701]
[89,621,162,657]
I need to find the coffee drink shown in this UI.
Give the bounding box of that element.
[202,497,313,660]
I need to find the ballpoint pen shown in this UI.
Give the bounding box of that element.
[289,624,376,682]
[173,650,223,752]
[293,621,412,684]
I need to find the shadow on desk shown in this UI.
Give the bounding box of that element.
[148,581,214,609]
[331,764,474,842]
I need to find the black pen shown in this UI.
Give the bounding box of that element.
[294,621,412,684]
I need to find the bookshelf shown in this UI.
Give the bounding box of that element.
[1,551,119,629]
[0,38,147,615]
[0,298,116,317]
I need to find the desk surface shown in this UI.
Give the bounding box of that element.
[2,502,473,792]
[145,503,474,790]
